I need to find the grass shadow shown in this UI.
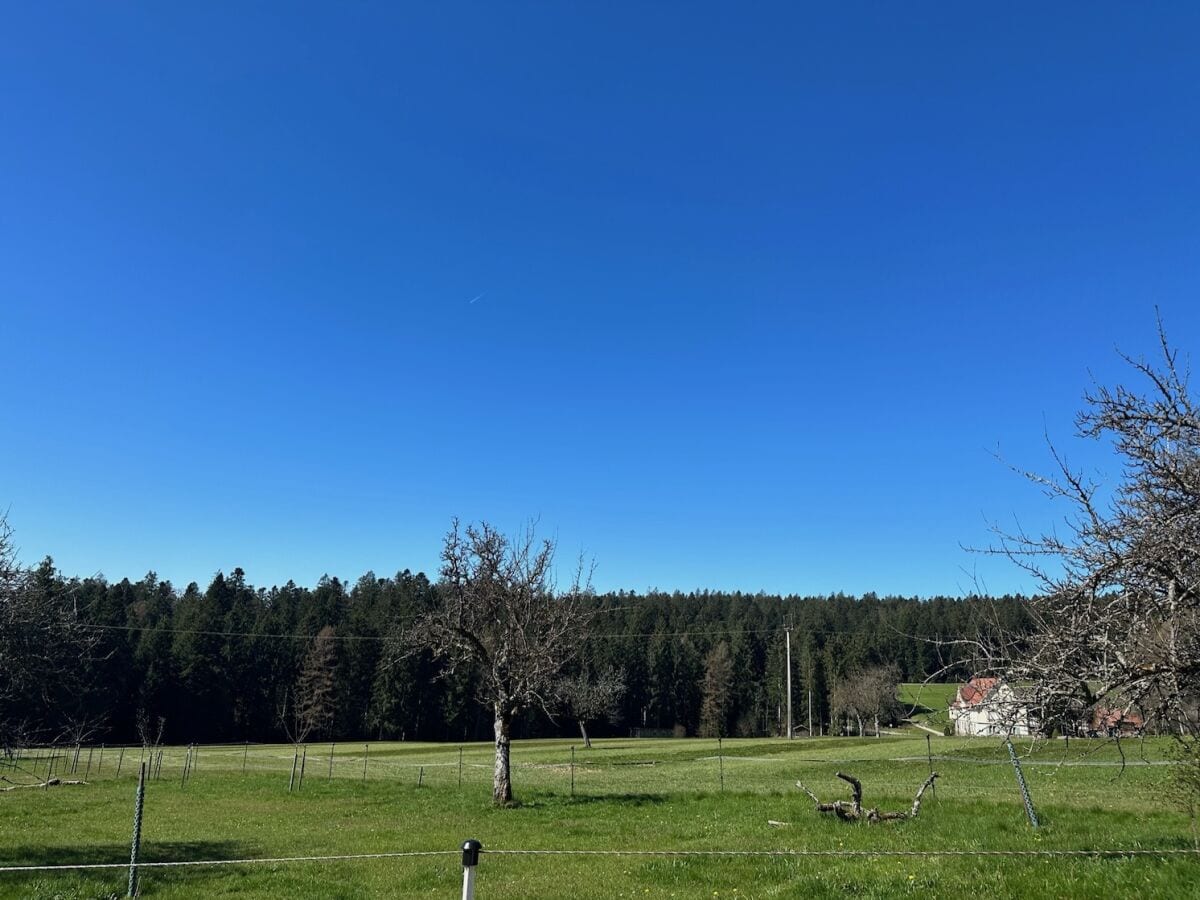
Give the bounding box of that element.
[2,839,249,868]
[555,792,670,807]
[1,840,262,896]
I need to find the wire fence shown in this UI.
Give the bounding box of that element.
[4,845,1199,873]
[1,735,1175,799]
[2,840,1198,900]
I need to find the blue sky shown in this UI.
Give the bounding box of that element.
[3,4,1198,596]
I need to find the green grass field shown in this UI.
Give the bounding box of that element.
[2,735,1197,899]
[898,682,961,734]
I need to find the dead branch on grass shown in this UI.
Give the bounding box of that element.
[796,771,939,823]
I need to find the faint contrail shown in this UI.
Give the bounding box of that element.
[468,292,486,304]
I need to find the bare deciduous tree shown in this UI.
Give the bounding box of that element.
[557,667,625,749]
[0,514,98,756]
[136,708,166,755]
[411,519,593,805]
[978,320,1200,790]
[830,665,901,737]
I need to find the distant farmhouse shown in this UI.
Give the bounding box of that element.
[1085,706,1144,737]
[950,677,1148,738]
[949,677,1035,737]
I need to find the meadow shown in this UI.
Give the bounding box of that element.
[2,734,1197,899]
[898,682,962,734]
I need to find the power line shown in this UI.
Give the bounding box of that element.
[77,621,917,643]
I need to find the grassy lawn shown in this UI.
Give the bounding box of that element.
[898,682,960,733]
[2,735,1197,898]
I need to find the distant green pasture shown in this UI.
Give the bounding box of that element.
[898,682,960,732]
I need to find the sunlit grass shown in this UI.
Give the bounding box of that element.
[1,735,1195,898]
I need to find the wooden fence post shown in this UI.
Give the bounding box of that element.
[718,738,725,792]
[926,734,936,797]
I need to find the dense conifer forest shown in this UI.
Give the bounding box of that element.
[14,558,1030,746]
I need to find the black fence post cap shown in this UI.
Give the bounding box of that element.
[462,839,483,866]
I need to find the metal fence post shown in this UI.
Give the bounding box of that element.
[363,744,369,782]
[461,839,482,900]
[458,747,463,789]
[570,746,575,798]
[117,746,125,777]
[329,743,335,781]
[127,762,146,897]
[243,741,249,776]
[718,738,724,792]
[288,750,299,792]
[1005,738,1039,828]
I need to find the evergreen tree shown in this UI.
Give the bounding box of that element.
[698,641,734,738]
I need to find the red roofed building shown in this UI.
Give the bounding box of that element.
[950,677,1034,737]
[1088,706,1145,737]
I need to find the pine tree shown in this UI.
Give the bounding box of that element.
[292,626,337,742]
[698,641,733,738]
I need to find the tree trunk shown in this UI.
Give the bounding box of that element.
[493,706,513,805]
[578,718,591,749]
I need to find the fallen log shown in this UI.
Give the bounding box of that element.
[796,771,938,823]
[0,777,89,791]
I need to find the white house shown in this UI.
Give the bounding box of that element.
[949,677,1034,737]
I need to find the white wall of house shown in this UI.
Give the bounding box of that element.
[951,685,1033,736]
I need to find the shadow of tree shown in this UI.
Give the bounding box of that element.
[504,790,670,811]
[2,839,248,868]
[546,792,669,808]
[1,840,260,896]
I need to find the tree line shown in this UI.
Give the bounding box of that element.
[3,547,1030,749]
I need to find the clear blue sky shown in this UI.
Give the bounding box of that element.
[3,4,1198,597]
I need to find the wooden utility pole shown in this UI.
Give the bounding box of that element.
[785,625,793,739]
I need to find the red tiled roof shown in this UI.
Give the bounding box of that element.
[1091,707,1145,730]
[953,677,999,707]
